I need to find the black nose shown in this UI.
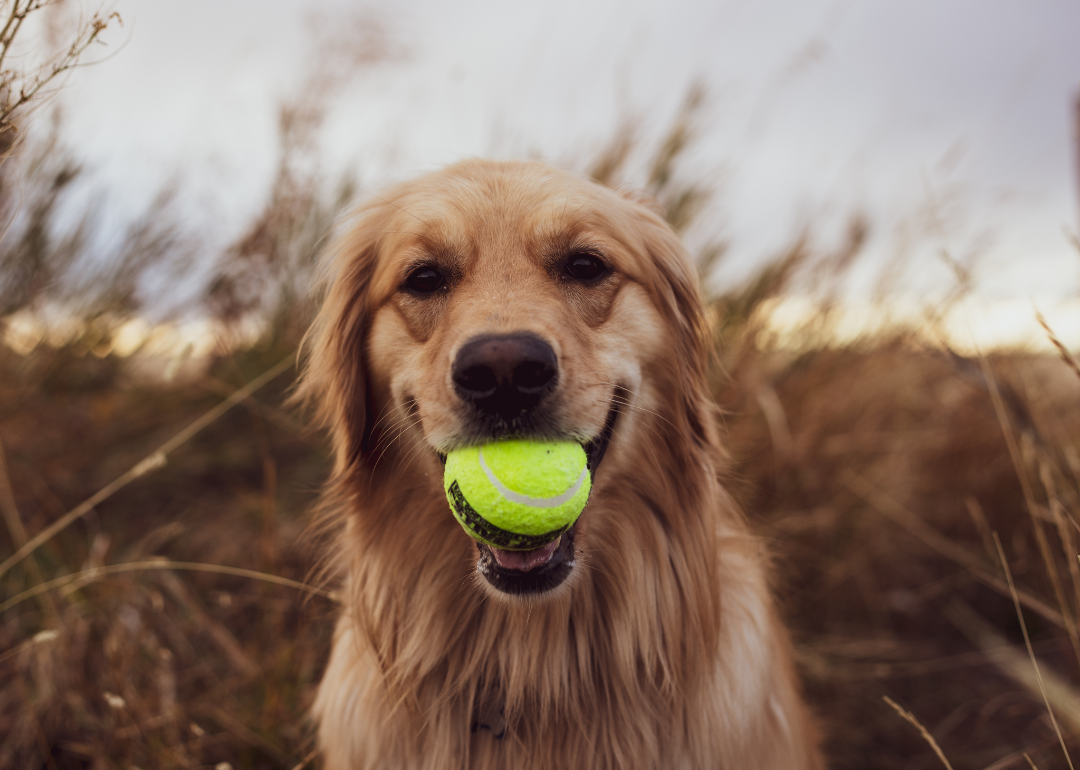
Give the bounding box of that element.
[452,334,558,420]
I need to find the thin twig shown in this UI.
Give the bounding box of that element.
[945,599,1080,732]
[981,740,1059,770]
[289,748,320,770]
[978,354,1080,666]
[882,695,955,770]
[0,3,121,141]
[0,558,338,614]
[0,355,294,580]
[995,532,1076,770]
[0,434,57,616]
[1041,457,1080,671]
[1036,310,1080,385]
[842,470,1065,627]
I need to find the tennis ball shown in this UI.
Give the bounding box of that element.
[444,439,591,551]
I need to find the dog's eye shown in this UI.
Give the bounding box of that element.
[565,253,607,282]
[404,267,445,294]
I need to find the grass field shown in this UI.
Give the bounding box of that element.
[2,294,1080,768]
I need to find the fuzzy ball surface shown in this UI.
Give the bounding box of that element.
[444,439,591,551]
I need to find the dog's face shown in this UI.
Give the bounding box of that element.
[306,160,708,599]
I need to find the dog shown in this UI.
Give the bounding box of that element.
[297,159,824,769]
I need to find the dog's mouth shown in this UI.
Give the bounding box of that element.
[475,528,576,595]
[469,396,621,596]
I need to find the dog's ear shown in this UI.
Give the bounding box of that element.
[628,202,716,450]
[294,202,388,473]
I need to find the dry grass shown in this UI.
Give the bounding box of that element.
[3,284,1080,769]
[719,340,1080,769]
[0,343,336,769]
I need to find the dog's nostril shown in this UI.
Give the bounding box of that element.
[513,360,556,394]
[452,334,558,418]
[456,365,498,398]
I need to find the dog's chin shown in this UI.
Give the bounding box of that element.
[475,527,577,597]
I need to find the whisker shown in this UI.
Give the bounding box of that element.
[369,399,415,435]
[593,379,680,430]
[592,381,691,444]
[601,396,668,445]
[396,431,437,476]
[577,560,618,584]
[370,411,422,474]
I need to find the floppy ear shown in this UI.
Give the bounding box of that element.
[629,202,716,450]
[295,202,388,473]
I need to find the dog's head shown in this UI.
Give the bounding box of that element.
[300,159,714,599]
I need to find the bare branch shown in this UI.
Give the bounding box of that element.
[0,1,121,153]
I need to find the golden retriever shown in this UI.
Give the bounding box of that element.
[297,159,823,769]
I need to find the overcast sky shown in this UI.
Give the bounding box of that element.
[58,0,1080,302]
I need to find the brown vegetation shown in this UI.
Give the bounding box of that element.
[4,253,1080,769]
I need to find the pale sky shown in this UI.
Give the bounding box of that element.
[57,0,1080,303]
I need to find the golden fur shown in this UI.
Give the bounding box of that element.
[297,159,824,769]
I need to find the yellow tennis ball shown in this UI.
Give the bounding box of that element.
[444,439,591,551]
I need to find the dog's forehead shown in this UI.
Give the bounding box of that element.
[402,164,604,252]
[362,160,661,300]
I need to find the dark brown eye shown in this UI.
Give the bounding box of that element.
[565,252,607,281]
[404,267,445,293]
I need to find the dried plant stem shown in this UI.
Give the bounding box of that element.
[981,740,1059,770]
[0,434,57,616]
[290,748,320,770]
[995,532,1076,770]
[1041,457,1080,669]
[882,695,955,769]
[1023,435,1080,665]
[208,704,287,763]
[227,356,280,572]
[965,495,997,561]
[0,558,337,614]
[843,470,1065,627]
[978,353,1080,668]
[0,435,28,545]
[0,355,295,580]
[1036,311,1080,385]
[946,600,1080,732]
[0,2,120,144]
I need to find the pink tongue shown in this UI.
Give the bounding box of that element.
[489,537,561,572]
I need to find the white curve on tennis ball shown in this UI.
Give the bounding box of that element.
[477,446,588,509]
